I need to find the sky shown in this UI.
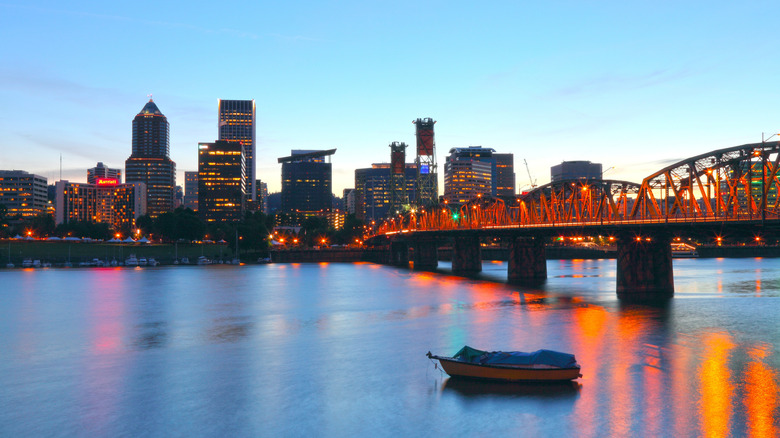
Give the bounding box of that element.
[2,1,780,196]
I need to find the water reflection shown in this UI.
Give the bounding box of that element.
[442,378,581,398]
[1,259,779,436]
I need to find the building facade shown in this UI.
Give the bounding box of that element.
[443,146,496,204]
[256,180,268,214]
[218,99,256,203]
[198,140,246,222]
[551,161,602,182]
[55,180,146,230]
[87,162,122,185]
[354,163,418,221]
[125,99,176,218]
[183,171,198,210]
[279,150,334,221]
[493,153,516,200]
[0,170,48,220]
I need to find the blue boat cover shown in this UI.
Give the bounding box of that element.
[453,346,578,368]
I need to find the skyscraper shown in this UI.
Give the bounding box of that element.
[183,171,198,210]
[493,153,516,200]
[0,170,48,220]
[279,149,334,222]
[218,99,256,203]
[443,146,495,204]
[125,99,176,218]
[198,140,246,222]
[550,161,602,182]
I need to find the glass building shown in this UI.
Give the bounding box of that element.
[87,162,122,185]
[443,146,496,204]
[551,161,602,182]
[183,171,198,211]
[125,99,176,218]
[354,163,418,221]
[493,153,516,200]
[198,140,246,222]
[218,100,256,203]
[55,180,146,230]
[279,150,334,223]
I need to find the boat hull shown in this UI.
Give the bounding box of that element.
[435,356,581,382]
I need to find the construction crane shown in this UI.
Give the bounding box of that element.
[601,166,615,177]
[523,159,537,189]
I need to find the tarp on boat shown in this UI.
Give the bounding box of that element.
[453,346,577,368]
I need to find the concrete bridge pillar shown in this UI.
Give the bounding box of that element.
[412,240,438,270]
[616,234,674,301]
[508,237,547,283]
[390,241,409,268]
[452,235,482,274]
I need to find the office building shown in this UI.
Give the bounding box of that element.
[551,161,602,182]
[279,149,335,221]
[343,188,356,215]
[443,146,496,204]
[218,99,256,203]
[198,140,246,222]
[87,162,122,185]
[183,171,198,210]
[55,180,146,230]
[0,170,48,220]
[494,153,516,200]
[354,163,418,221]
[256,180,268,214]
[125,99,176,218]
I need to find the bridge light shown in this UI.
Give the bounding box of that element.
[636,237,642,242]
[453,213,460,220]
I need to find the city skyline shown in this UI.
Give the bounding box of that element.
[2,2,780,195]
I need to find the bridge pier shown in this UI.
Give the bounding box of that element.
[508,237,547,283]
[390,241,409,268]
[452,235,482,274]
[616,234,674,301]
[412,240,438,270]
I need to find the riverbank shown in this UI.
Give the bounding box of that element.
[0,240,244,266]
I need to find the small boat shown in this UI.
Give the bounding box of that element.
[196,256,211,265]
[257,256,272,264]
[147,258,159,267]
[138,257,148,266]
[427,346,581,382]
[22,258,33,268]
[180,257,190,265]
[125,254,139,267]
[33,260,41,268]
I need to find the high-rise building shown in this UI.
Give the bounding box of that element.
[218,99,256,203]
[87,162,122,185]
[354,163,418,221]
[125,99,176,218]
[198,140,246,222]
[0,170,48,220]
[551,161,602,182]
[256,180,268,214]
[494,153,516,200]
[443,146,496,204]
[343,188,356,215]
[55,180,146,230]
[279,149,335,221]
[183,171,198,210]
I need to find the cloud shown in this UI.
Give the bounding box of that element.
[545,69,692,99]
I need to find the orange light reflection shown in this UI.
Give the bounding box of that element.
[699,332,735,438]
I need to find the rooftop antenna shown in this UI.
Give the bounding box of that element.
[59,153,62,180]
[147,93,153,101]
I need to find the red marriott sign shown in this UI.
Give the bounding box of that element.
[96,178,119,186]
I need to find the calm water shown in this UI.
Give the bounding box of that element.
[1,258,779,437]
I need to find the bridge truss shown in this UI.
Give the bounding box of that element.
[374,141,780,235]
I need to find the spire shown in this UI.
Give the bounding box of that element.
[138,98,163,116]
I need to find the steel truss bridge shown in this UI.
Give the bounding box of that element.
[366,142,780,300]
[374,141,780,235]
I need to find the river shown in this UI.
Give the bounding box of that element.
[1,258,778,436]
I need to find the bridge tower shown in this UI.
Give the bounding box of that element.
[389,142,408,215]
[414,118,437,208]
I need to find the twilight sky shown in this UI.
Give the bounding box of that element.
[2,1,780,195]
